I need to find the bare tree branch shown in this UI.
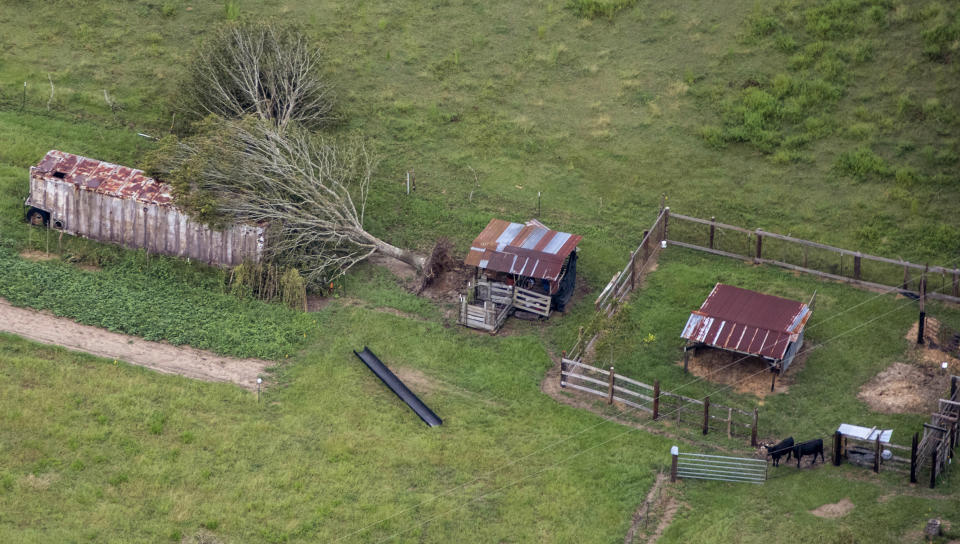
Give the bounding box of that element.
[178,22,335,130]
[154,120,423,284]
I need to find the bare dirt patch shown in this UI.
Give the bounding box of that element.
[392,366,439,394]
[905,318,960,369]
[810,497,854,519]
[624,472,673,544]
[369,253,418,284]
[19,250,57,262]
[0,298,270,390]
[678,347,806,398]
[857,362,950,414]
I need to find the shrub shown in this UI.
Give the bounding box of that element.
[567,0,637,19]
[835,146,890,179]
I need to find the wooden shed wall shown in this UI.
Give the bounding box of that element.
[28,174,263,266]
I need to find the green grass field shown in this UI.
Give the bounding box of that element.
[2,0,960,542]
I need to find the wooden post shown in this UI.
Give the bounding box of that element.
[683,346,690,373]
[918,266,927,345]
[630,250,638,291]
[652,380,660,420]
[670,446,679,482]
[751,408,758,448]
[607,366,615,405]
[559,354,566,389]
[874,435,881,473]
[709,217,716,249]
[854,253,861,280]
[833,430,842,466]
[702,396,710,435]
[755,230,763,262]
[953,269,959,298]
[950,375,957,401]
[770,370,776,392]
[662,207,670,242]
[726,407,733,439]
[803,246,808,269]
[910,432,918,484]
[930,448,937,489]
[902,264,910,290]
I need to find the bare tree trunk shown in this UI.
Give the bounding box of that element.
[370,236,425,271]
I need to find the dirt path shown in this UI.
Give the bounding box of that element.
[0,298,270,390]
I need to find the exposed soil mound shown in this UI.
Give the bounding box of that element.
[678,347,805,398]
[810,497,854,519]
[858,362,950,414]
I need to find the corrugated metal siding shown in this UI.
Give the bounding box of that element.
[464,218,582,281]
[27,150,263,266]
[680,283,811,361]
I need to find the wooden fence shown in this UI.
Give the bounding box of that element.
[670,447,767,484]
[913,376,959,488]
[560,358,759,445]
[665,211,960,304]
[595,208,668,316]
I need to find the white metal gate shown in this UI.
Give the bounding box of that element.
[672,447,767,484]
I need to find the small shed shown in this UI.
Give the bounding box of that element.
[459,218,581,331]
[680,283,812,385]
[25,150,264,266]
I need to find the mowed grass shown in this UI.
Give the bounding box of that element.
[0,309,667,543]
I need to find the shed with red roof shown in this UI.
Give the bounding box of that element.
[680,283,812,379]
[25,150,263,266]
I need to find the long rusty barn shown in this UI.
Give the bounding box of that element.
[25,150,263,266]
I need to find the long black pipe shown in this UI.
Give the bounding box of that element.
[353,347,442,427]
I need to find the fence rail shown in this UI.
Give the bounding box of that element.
[561,358,759,444]
[671,447,767,484]
[666,211,960,304]
[595,208,668,315]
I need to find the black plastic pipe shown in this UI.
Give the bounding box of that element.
[353,347,442,427]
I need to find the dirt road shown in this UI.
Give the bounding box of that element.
[0,298,270,390]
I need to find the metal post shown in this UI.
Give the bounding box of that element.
[652,380,660,420]
[874,435,881,473]
[607,366,615,405]
[702,396,710,435]
[910,432,918,484]
[537,191,541,217]
[833,430,842,466]
[670,446,679,482]
[559,354,566,389]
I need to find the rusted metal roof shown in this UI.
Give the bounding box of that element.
[464,218,582,281]
[680,284,812,361]
[32,150,174,206]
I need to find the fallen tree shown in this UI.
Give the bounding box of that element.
[150,119,424,284]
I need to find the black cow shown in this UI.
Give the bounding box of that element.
[762,436,794,467]
[793,438,824,468]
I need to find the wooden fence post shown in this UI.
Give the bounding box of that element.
[755,230,763,263]
[902,264,910,290]
[953,269,959,298]
[910,432,918,484]
[951,375,957,401]
[662,207,670,242]
[670,446,679,482]
[683,346,690,373]
[727,407,733,438]
[833,431,842,466]
[930,448,937,489]
[708,217,716,249]
[751,408,758,448]
[918,266,927,345]
[652,380,660,420]
[702,396,710,435]
[607,366,615,405]
[559,354,566,389]
[874,435,881,473]
[629,251,637,291]
[854,253,861,281]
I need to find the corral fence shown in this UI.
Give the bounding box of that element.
[560,358,759,445]
[912,376,959,488]
[664,210,960,304]
[670,446,767,484]
[595,208,668,316]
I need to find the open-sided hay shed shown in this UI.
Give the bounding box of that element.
[25,150,264,266]
[680,284,812,386]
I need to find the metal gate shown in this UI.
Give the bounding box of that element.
[671,447,767,484]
